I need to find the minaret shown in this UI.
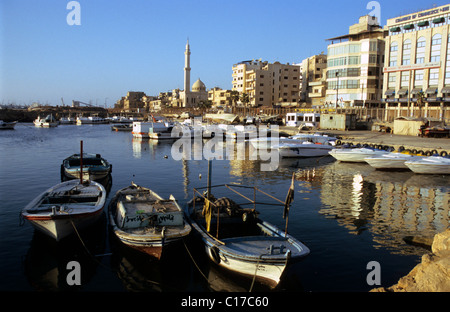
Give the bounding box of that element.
[183,39,191,107]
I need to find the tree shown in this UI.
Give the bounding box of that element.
[230,90,240,107]
[240,93,250,107]
[416,90,425,118]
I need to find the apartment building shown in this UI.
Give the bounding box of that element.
[300,53,327,106]
[383,4,450,119]
[231,60,301,107]
[208,87,232,107]
[326,15,386,108]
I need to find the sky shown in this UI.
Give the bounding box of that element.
[1,0,450,107]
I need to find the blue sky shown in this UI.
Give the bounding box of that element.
[1,0,449,107]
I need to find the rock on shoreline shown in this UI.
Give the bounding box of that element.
[371,228,450,292]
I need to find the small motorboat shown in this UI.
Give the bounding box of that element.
[404,156,450,174]
[21,179,107,241]
[0,120,17,130]
[275,141,335,158]
[111,124,132,131]
[61,153,112,181]
[34,114,58,127]
[108,183,191,259]
[329,147,388,163]
[185,181,310,288]
[364,152,422,170]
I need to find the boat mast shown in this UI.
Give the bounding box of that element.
[80,140,83,184]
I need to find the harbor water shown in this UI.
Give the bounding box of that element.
[0,123,448,292]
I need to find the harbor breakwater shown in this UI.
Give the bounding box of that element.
[371,229,450,292]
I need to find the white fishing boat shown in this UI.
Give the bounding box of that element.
[108,183,191,259]
[185,181,310,288]
[0,120,17,130]
[248,137,295,149]
[404,156,450,174]
[34,114,58,127]
[21,179,106,241]
[76,116,109,125]
[59,117,75,124]
[329,147,388,163]
[290,133,338,146]
[148,121,181,140]
[364,152,422,170]
[276,141,335,158]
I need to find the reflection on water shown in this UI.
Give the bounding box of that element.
[319,162,449,255]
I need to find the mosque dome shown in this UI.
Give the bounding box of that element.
[192,79,206,92]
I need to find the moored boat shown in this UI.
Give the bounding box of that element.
[111,124,132,131]
[329,147,388,163]
[34,114,58,127]
[364,152,422,170]
[76,116,109,125]
[275,141,335,158]
[21,179,107,241]
[185,182,310,288]
[404,156,450,174]
[61,153,112,181]
[108,183,191,259]
[0,120,17,130]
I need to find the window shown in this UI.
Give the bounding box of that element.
[430,34,442,62]
[446,34,450,85]
[388,73,396,88]
[415,70,424,87]
[402,39,411,65]
[416,37,426,64]
[429,68,439,86]
[389,42,398,67]
[401,71,410,88]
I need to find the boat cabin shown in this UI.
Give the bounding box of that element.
[285,112,320,128]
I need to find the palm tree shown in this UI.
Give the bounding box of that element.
[416,90,425,118]
[230,90,240,107]
[240,93,250,107]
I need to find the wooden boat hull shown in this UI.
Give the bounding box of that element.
[189,219,309,288]
[0,121,17,130]
[22,180,106,241]
[108,184,191,259]
[61,153,112,181]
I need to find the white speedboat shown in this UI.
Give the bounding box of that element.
[404,156,450,174]
[76,116,109,125]
[364,152,422,170]
[21,179,106,241]
[248,137,297,149]
[34,114,58,127]
[290,133,338,146]
[276,141,334,158]
[108,183,191,259]
[329,147,388,163]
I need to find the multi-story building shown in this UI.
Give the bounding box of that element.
[325,15,386,108]
[300,53,327,107]
[208,87,232,108]
[115,91,146,112]
[232,60,301,107]
[383,4,450,121]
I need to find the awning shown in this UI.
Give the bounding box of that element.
[441,86,450,94]
[390,27,401,32]
[403,24,415,30]
[411,88,422,95]
[385,89,395,96]
[432,17,445,24]
[426,87,437,94]
[397,88,408,95]
[418,21,429,27]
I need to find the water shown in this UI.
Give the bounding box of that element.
[0,123,448,292]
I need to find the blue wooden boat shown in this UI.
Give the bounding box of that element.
[185,183,310,288]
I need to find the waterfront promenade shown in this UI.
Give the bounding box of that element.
[280,127,450,154]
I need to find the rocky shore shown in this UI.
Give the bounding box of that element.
[371,229,450,292]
